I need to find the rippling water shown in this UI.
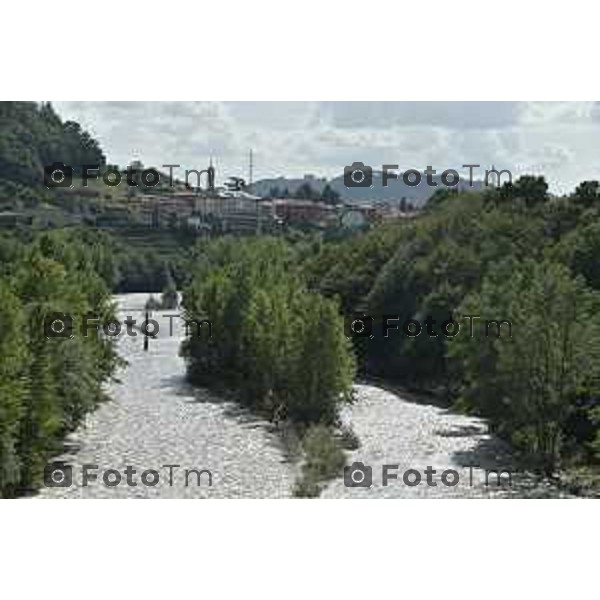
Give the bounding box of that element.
[322,384,567,498]
[36,293,566,499]
[37,293,297,498]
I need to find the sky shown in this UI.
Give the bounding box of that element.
[53,101,600,193]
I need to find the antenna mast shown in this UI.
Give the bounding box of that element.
[249,149,254,187]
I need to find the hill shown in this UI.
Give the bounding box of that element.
[252,171,485,207]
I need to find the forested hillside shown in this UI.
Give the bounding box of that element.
[0,101,105,206]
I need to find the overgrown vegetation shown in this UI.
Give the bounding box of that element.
[305,177,600,480]
[182,237,356,425]
[293,425,347,497]
[180,238,358,495]
[178,178,600,492]
[0,231,119,497]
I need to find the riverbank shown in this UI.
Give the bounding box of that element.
[321,383,572,498]
[348,376,595,498]
[31,293,581,499]
[35,294,298,498]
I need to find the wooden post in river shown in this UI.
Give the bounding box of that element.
[143,310,149,352]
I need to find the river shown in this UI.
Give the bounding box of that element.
[37,293,566,499]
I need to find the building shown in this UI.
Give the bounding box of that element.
[271,198,337,228]
[124,193,196,227]
[0,211,31,228]
[194,190,278,234]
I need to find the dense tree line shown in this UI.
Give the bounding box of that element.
[267,182,341,205]
[0,231,119,497]
[39,227,191,293]
[304,176,600,475]
[181,237,355,426]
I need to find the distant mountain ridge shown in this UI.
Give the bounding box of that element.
[252,172,485,206]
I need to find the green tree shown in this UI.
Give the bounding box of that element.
[450,260,600,472]
[322,184,341,205]
[498,175,549,208]
[295,182,316,200]
[0,280,29,497]
[573,180,600,209]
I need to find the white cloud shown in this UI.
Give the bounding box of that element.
[318,101,523,130]
[53,101,600,192]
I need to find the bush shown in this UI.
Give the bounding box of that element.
[293,424,347,498]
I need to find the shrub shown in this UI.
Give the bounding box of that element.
[293,424,346,498]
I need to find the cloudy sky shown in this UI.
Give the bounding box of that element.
[54,102,600,192]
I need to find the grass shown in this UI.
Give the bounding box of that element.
[292,424,350,498]
[559,466,600,497]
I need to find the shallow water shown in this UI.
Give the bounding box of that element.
[37,293,566,499]
[37,293,297,498]
[322,384,568,498]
